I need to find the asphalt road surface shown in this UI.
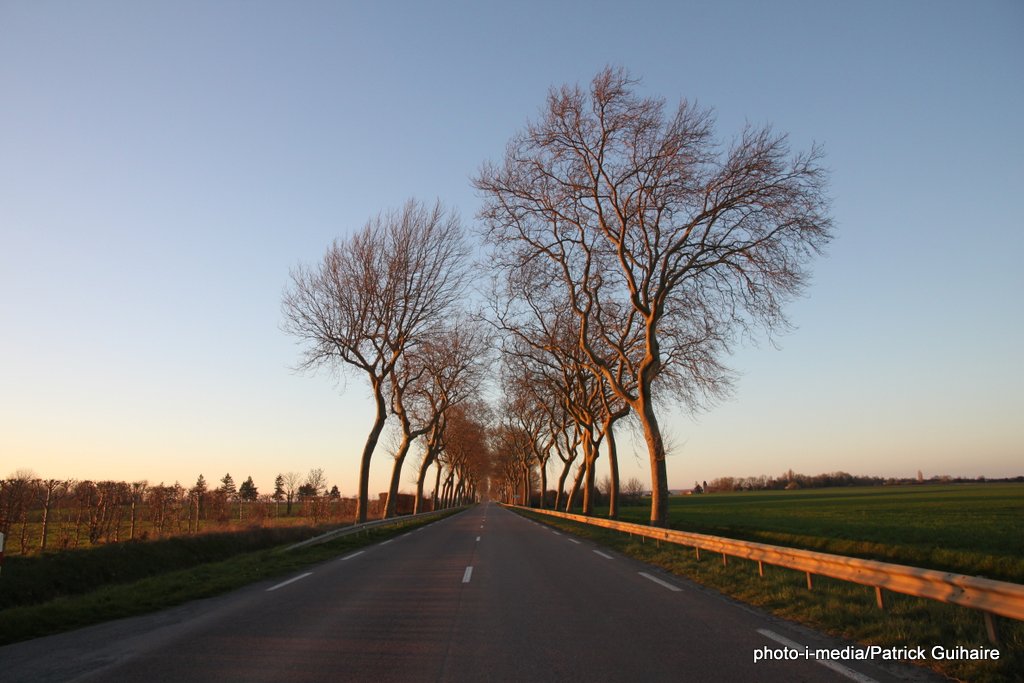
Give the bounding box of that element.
[0,503,939,682]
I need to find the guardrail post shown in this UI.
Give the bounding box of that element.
[984,612,1000,645]
[875,586,885,609]
[0,531,4,577]
[758,560,764,578]
[722,553,728,567]
[694,546,700,561]
[806,572,814,590]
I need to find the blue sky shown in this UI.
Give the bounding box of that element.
[1,0,1021,496]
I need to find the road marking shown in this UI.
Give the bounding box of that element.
[341,551,364,561]
[593,550,613,559]
[551,530,562,536]
[380,539,393,545]
[568,538,581,544]
[462,566,474,583]
[267,572,312,592]
[638,572,682,592]
[757,629,879,683]
[476,536,481,542]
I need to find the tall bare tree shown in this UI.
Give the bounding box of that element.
[282,199,470,522]
[477,68,832,526]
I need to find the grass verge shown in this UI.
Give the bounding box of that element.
[514,508,1024,683]
[0,510,459,646]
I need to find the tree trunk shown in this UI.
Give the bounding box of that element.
[414,451,434,515]
[383,433,412,519]
[129,498,137,540]
[581,436,598,516]
[537,458,548,509]
[566,465,585,512]
[554,459,572,511]
[441,470,455,508]
[432,462,443,510]
[637,390,669,527]
[521,463,531,506]
[356,382,388,523]
[39,486,53,551]
[605,418,621,519]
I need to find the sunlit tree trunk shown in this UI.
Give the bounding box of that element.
[356,383,388,523]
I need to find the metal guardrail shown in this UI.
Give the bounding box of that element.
[282,507,464,552]
[509,505,1024,642]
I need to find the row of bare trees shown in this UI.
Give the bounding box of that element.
[282,200,492,521]
[0,474,185,554]
[478,68,832,525]
[0,469,351,556]
[280,67,831,527]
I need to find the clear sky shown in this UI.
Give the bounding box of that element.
[2,0,1021,497]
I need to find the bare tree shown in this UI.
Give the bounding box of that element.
[35,478,71,551]
[476,67,832,526]
[304,468,327,497]
[128,481,147,540]
[434,402,491,507]
[281,471,301,516]
[0,470,37,553]
[387,320,488,517]
[493,298,624,516]
[500,367,555,508]
[282,199,470,522]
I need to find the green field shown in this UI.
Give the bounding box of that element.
[608,483,1024,583]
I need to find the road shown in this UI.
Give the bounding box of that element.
[0,503,937,682]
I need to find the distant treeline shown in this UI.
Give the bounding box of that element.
[698,471,1024,493]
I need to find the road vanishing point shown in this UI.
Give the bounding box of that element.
[0,504,940,682]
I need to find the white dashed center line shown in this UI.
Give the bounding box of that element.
[267,572,312,592]
[593,550,613,559]
[638,572,682,592]
[462,566,474,583]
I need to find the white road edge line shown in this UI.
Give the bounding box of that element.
[568,538,581,544]
[380,539,393,545]
[593,550,613,559]
[267,572,313,592]
[341,550,364,561]
[551,530,562,536]
[757,629,879,683]
[462,566,474,583]
[638,571,682,592]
